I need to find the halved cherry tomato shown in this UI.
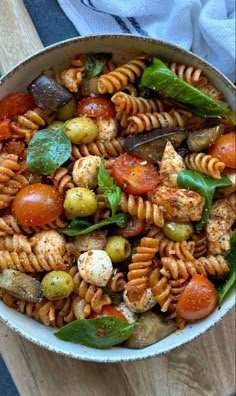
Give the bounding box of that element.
[0,119,11,141]
[0,93,35,120]
[12,183,63,226]
[89,305,126,320]
[77,95,115,119]
[112,216,145,238]
[112,153,160,195]
[176,274,217,321]
[208,132,236,169]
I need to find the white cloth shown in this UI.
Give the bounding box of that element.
[57,0,236,82]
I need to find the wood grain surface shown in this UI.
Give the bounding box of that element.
[0,2,235,396]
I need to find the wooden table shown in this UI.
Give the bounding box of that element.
[0,2,235,395]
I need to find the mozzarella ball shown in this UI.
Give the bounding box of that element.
[72,155,101,189]
[32,230,66,256]
[123,288,156,313]
[77,249,113,287]
[96,118,118,142]
[116,302,138,323]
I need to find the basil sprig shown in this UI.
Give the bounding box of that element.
[98,158,121,217]
[84,53,106,79]
[27,127,72,175]
[54,316,134,349]
[61,212,128,236]
[177,170,232,230]
[217,229,236,305]
[141,58,231,119]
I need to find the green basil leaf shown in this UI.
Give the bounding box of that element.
[61,212,128,236]
[98,158,121,217]
[177,170,232,230]
[27,127,72,175]
[84,53,106,79]
[217,229,236,305]
[103,287,123,305]
[141,58,230,118]
[54,316,134,349]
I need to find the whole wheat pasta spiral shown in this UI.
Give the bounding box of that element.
[0,215,21,236]
[119,192,165,227]
[97,57,147,94]
[10,107,49,141]
[56,68,84,93]
[196,255,229,277]
[126,110,188,134]
[191,233,208,258]
[107,270,126,292]
[159,239,195,260]
[185,153,225,179]
[149,267,172,312]
[0,153,20,189]
[111,92,165,114]
[18,216,69,235]
[0,234,32,253]
[0,251,69,272]
[0,174,29,210]
[51,167,75,194]
[166,62,208,87]
[70,137,125,160]
[125,237,160,302]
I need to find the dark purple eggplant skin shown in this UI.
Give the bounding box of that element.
[27,74,73,115]
[124,127,188,163]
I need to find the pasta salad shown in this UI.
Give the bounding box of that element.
[0,52,235,349]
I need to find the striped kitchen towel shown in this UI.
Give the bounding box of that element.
[57,0,235,82]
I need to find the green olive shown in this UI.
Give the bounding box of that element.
[162,221,194,242]
[64,117,98,144]
[57,97,77,121]
[105,236,131,263]
[41,271,74,300]
[64,187,98,218]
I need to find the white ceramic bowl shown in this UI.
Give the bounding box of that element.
[0,35,235,362]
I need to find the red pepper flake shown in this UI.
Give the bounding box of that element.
[96,328,105,337]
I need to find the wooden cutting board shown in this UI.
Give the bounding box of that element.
[0,2,235,396]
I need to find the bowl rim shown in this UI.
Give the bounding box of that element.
[0,34,235,362]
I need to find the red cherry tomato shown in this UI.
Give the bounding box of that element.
[112,153,160,195]
[112,216,145,238]
[176,274,217,321]
[77,95,115,119]
[0,119,12,141]
[12,183,63,226]
[89,305,127,320]
[208,133,236,169]
[0,93,35,120]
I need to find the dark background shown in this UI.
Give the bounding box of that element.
[0,1,77,395]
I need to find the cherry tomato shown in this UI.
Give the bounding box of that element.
[112,216,145,238]
[176,274,217,321]
[208,133,236,169]
[0,119,11,141]
[89,305,126,320]
[12,183,63,226]
[0,93,35,120]
[77,95,115,119]
[112,153,160,195]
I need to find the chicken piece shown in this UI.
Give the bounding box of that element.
[206,193,236,255]
[31,230,66,257]
[159,141,185,188]
[74,231,107,252]
[148,186,205,222]
[96,117,118,142]
[72,155,101,189]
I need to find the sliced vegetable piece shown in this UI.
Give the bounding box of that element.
[124,311,177,349]
[217,229,236,305]
[28,74,73,115]
[177,170,232,230]
[77,95,115,119]
[0,92,35,120]
[187,124,224,152]
[0,269,42,303]
[176,274,217,321]
[141,58,230,118]
[27,127,72,175]
[124,127,188,163]
[54,316,134,349]
[112,153,160,195]
[208,133,236,169]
